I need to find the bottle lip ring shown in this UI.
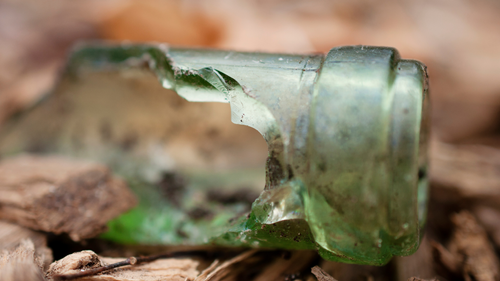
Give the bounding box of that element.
[302,46,428,260]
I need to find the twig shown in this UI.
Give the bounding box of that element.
[52,250,207,281]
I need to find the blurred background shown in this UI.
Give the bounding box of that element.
[2,0,500,143]
[1,0,500,187]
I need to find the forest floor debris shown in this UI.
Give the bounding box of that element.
[0,155,137,241]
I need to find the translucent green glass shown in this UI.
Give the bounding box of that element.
[0,44,429,265]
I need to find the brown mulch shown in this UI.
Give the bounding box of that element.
[1,0,500,280]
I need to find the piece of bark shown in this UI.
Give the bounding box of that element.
[448,211,499,281]
[0,220,53,270]
[393,235,436,281]
[46,250,199,281]
[311,266,338,281]
[0,239,45,281]
[0,155,137,241]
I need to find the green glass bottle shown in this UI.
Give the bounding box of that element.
[0,43,429,265]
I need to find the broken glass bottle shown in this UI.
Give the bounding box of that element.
[0,43,429,265]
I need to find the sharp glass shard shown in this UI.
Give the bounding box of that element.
[0,43,429,265]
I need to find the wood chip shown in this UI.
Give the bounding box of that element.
[46,250,199,281]
[311,266,338,281]
[0,155,137,241]
[0,239,45,281]
[449,211,499,281]
[0,220,53,270]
